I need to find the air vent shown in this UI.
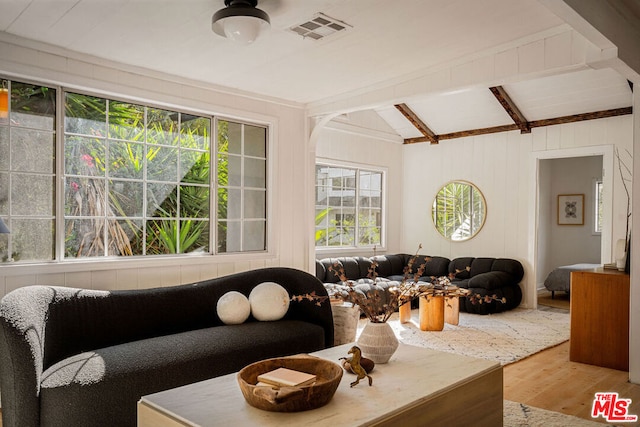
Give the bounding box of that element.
[289,13,351,40]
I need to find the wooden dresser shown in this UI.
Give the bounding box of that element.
[569,268,630,371]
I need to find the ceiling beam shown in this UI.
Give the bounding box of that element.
[404,124,520,144]
[527,107,632,128]
[489,86,531,134]
[394,103,439,144]
[402,107,632,144]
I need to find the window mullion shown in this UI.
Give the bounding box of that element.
[104,99,110,257]
[355,169,360,247]
[175,112,180,254]
[142,109,148,256]
[212,117,218,255]
[55,85,65,261]
[6,80,13,261]
[239,124,245,252]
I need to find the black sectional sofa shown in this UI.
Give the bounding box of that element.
[316,253,524,315]
[0,267,333,427]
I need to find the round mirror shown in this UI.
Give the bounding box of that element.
[432,181,486,241]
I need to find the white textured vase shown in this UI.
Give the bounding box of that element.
[356,321,399,364]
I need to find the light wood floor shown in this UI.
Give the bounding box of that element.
[504,338,640,425]
[505,301,640,424]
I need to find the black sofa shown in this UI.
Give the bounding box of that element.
[316,253,523,314]
[0,267,333,427]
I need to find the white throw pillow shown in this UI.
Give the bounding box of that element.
[216,291,251,325]
[249,282,290,321]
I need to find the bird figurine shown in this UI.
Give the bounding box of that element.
[340,346,373,387]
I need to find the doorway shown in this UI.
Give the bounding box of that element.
[530,145,614,311]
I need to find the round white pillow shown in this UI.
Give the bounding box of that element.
[249,282,290,321]
[216,291,251,325]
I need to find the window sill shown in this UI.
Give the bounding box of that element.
[315,246,387,258]
[0,251,277,277]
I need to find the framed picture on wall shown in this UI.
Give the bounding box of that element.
[558,194,584,225]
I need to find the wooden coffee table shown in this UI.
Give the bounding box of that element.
[138,343,503,426]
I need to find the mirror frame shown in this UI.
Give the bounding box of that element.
[432,180,487,241]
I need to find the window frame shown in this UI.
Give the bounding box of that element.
[1,76,273,268]
[315,160,386,252]
[0,78,58,263]
[63,92,216,258]
[214,117,269,254]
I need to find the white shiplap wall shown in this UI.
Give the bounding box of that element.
[401,115,633,309]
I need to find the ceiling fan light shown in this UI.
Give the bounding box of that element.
[221,16,268,44]
[212,0,270,44]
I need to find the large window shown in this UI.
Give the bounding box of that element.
[0,78,268,263]
[315,164,383,248]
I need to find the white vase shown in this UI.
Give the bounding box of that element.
[356,321,399,364]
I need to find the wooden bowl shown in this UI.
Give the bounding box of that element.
[237,354,343,412]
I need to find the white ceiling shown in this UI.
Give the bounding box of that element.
[0,0,634,140]
[376,68,633,139]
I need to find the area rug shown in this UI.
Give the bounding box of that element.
[504,400,617,426]
[357,308,570,365]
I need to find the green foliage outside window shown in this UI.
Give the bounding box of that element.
[64,92,212,257]
[1,77,266,263]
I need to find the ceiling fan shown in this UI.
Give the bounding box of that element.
[212,0,275,44]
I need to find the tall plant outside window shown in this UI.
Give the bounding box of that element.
[315,164,383,248]
[64,92,212,257]
[0,77,268,264]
